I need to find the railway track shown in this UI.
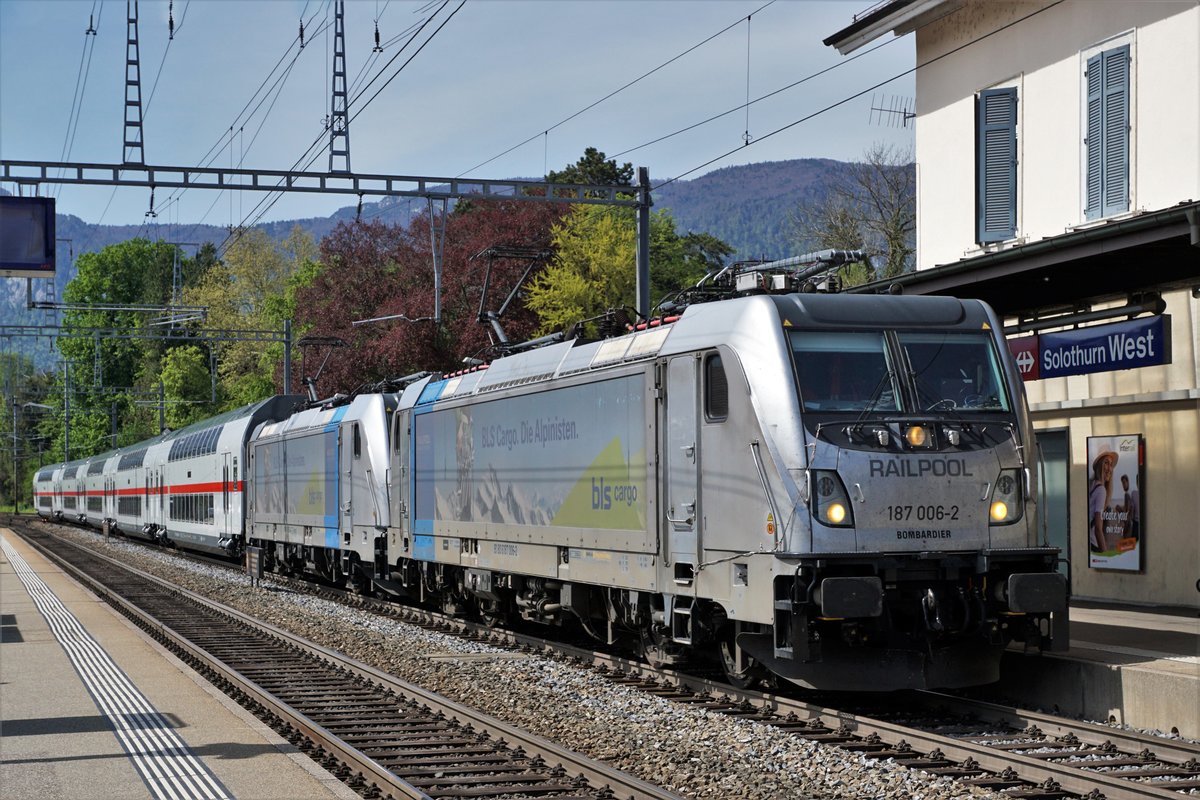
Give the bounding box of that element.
[21,518,1200,800]
[11,521,683,800]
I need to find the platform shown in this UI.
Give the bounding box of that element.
[997,601,1200,739]
[0,529,356,800]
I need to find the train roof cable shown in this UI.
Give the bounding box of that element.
[654,0,1065,193]
[454,0,776,180]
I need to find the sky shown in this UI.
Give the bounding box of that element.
[0,0,915,228]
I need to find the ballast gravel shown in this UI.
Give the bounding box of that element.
[50,528,1011,800]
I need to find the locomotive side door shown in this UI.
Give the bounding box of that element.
[665,355,701,577]
[338,423,352,543]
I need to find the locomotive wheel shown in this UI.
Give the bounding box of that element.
[637,624,677,667]
[719,626,770,690]
[477,600,505,628]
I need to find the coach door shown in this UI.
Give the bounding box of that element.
[665,356,701,580]
[221,452,233,536]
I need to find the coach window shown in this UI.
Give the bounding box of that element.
[353,423,361,458]
[704,353,728,422]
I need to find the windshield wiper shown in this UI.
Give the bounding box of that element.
[846,370,896,442]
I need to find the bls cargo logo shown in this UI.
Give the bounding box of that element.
[592,478,639,510]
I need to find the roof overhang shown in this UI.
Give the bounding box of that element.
[850,201,1200,318]
[823,0,960,54]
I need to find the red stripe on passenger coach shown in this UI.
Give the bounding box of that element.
[107,482,245,496]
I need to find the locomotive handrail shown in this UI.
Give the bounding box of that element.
[749,439,783,551]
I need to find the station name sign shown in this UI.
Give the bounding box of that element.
[1007,315,1170,381]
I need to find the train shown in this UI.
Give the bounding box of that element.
[33,260,1068,691]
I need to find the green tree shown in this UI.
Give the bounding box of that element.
[546,147,634,187]
[185,226,318,406]
[526,205,732,335]
[160,346,213,429]
[1,354,55,511]
[52,239,184,458]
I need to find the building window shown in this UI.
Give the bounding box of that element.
[976,87,1017,243]
[1085,45,1129,220]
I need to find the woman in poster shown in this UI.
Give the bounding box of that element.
[1088,447,1117,553]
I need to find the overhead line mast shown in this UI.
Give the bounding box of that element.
[328,0,351,174]
[123,1,145,165]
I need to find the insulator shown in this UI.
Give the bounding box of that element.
[299,19,305,48]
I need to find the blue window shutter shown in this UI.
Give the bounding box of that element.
[977,87,1017,243]
[1085,46,1130,220]
[1084,53,1103,219]
[1101,45,1129,217]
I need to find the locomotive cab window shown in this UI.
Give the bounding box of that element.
[704,353,728,421]
[790,332,899,412]
[899,332,1009,412]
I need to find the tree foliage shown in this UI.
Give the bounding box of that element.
[526,205,733,335]
[1,354,55,510]
[50,238,189,458]
[294,201,566,394]
[185,226,318,406]
[792,143,915,283]
[160,345,213,429]
[546,147,634,187]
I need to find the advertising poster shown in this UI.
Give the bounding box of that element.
[1086,434,1143,571]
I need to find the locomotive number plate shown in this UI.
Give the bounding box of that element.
[886,504,960,522]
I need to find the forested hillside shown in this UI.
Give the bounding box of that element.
[653,158,849,261]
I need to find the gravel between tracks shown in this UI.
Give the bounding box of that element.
[46,528,1005,800]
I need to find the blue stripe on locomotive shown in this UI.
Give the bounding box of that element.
[412,534,435,561]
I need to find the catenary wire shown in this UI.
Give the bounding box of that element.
[226,0,459,245]
[608,36,899,161]
[218,1,461,248]
[54,2,102,200]
[653,0,1065,193]
[453,0,776,179]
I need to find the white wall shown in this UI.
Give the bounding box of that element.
[913,0,1200,269]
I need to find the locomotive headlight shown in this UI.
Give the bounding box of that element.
[988,469,1023,525]
[905,424,931,448]
[811,469,854,528]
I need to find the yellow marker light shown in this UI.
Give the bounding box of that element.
[827,502,847,524]
[906,425,927,447]
[990,501,1009,521]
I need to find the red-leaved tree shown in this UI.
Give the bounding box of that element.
[295,200,566,394]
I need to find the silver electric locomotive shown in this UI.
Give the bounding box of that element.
[378,287,1067,691]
